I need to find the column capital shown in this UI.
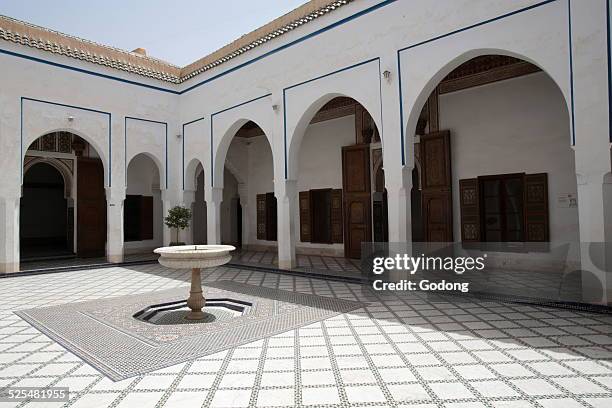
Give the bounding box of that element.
[105,187,126,204]
[274,179,297,199]
[206,186,224,204]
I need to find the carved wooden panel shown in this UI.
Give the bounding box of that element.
[41,133,56,151]
[330,189,343,243]
[420,130,452,242]
[58,133,72,153]
[459,178,481,242]
[342,144,371,258]
[299,191,311,242]
[421,130,451,190]
[524,173,549,242]
[77,158,106,257]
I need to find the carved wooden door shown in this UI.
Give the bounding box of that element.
[342,144,371,258]
[77,158,106,257]
[420,130,453,242]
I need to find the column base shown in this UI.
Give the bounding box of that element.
[278,259,296,269]
[107,254,124,263]
[0,262,19,273]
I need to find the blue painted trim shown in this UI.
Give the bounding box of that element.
[180,1,397,94]
[567,0,576,145]
[377,59,384,142]
[209,93,272,186]
[282,57,380,178]
[396,0,564,161]
[607,0,612,142]
[124,116,169,188]
[396,49,405,166]
[20,97,112,186]
[1,1,398,96]
[181,116,206,189]
[283,91,288,179]
[1,49,178,94]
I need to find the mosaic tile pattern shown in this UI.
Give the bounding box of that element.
[0,263,610,407]
[230,249,362,278]
[15,281,362,381]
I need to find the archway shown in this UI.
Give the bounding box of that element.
[292,96,385,259]
[406,54,577,264]
[219,120,275,249]
[20,131,107,260]
[20,162,69,259]
[193,163,207,244]
[124,153,163,253]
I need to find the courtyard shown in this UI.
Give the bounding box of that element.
[0,263,611,407]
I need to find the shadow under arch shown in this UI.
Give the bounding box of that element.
[286,92,382,180]
[213,118,273,188]
[126,152,165,190]
[184,158,205,192]
[23,156,74,199]
[403,48,572,160]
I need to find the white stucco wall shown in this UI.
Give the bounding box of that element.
[0,0,609,283]
[440,72,578,245]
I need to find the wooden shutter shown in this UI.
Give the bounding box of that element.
[524,173,549,242]
[331,189,343,243]
[459,179,481,242]
[341,144,372,258]
[265,193,277,241]
[421,130,453,242]
[256,194,266,240]
[299,191,311,242]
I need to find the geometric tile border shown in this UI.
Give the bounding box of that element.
[14,280,364,381]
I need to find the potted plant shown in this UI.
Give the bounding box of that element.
[164,206,192,246]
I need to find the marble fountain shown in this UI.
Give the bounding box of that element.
[153,245,236,320]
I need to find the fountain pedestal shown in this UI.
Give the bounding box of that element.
[154,245,235,320]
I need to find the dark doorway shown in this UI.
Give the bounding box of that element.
[20,162,70,259]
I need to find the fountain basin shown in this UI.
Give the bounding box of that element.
[154,245,235,269]
[154,244,236,320]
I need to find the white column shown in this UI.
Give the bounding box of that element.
[386,167,412,244]
[0,195,20,273]
[182,189,196,245]
[105,188,125,263]
[275,179,297,269]
[379,53,412,245]
[237,183,249,248]
[206,186,223,245]
[576,173,611,304]
[160,189,173,245]
[570,0,612,304]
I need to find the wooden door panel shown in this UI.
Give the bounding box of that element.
[342,144,371,259]
[77,158,106,257]
[420,130,453,242]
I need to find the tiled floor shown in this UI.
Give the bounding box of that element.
[230,249,362,278]
[18,253,158,272]
[0,263,610,407]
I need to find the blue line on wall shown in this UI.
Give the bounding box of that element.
[607,0,612,142]
[209,93,272,187]
[282,57,379,178]
[567,0,576,145]
[181,116,206,190]
[124,116,169,188]
[0,1,398,96]
[1,49,179,94]
[20,97,112,186]
[396,0,563,163]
